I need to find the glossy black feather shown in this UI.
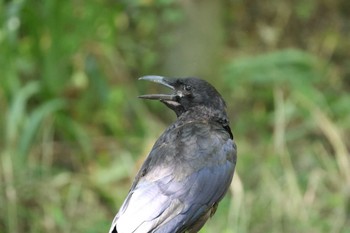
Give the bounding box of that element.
[109,77,237,233]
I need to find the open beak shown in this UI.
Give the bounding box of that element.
[138,76,177,101]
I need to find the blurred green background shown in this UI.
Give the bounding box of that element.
[0,0,349,232]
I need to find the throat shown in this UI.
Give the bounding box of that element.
[178,106,228,122]
[176,106,233,139]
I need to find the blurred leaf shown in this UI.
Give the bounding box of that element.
[55,115,92,156]
[224,49,320,86]
[6,81,40,144]
[295,0,317,20]
[18,99,65,161]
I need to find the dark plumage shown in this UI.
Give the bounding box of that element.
[109,76,237,233]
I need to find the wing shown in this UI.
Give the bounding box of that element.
[109,122,237,233]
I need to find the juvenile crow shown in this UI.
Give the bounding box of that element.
[109,76,237,233]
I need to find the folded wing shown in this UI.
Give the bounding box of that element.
[109,123,236,233]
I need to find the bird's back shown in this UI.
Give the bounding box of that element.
[109,119,236,233]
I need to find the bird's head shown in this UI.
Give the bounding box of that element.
[139,75,227,117]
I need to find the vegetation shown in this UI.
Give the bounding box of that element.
[0,0,349,233]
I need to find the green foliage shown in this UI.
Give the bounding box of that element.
[0,0,349,233]
[222,49,350,233]
[225,49,320,84]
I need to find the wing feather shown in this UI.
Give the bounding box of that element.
[109,122,236,233]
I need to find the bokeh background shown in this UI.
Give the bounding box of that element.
[1,0,349,232]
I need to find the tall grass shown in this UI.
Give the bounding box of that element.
[216,49,350,233]
[2,50,347,233]
[1,82,64,232]
[1,0,349,233]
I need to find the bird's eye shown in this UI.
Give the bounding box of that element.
[184,85,192,91]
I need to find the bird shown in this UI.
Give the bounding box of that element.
[109,75,237,233]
